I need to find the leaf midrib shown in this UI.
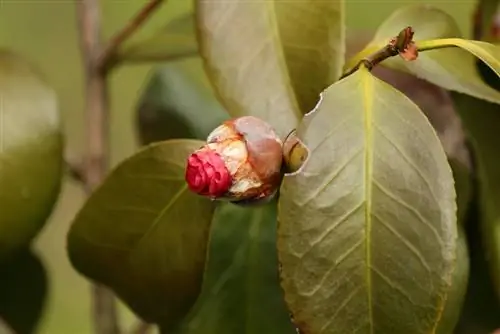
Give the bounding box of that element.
[130,184,188,254]
[361,67,375,333]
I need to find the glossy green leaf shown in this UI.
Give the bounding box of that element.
[117,13,198,64]
[0,49,63,260]
[175,201,295,334]
[452,92,500,301]
[345,5,500,104]
[196,0,345,138]
[67,139,215,327]
[136,57,228,145]
[278,66,459,333]
[0,249,47,334]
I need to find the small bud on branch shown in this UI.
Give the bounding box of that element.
[341,26,418,79]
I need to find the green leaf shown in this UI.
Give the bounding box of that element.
[345,5,500,104]
[449,158,473,225]
[434,225,469,334]
[278,66,459,333]
[67,139,216,327]
[195,0,345,138]
[0,249,48,334]
[175,201,295,334]
[117,13,198,64]
[452,92,500,301]
[136,57,229,145]
[0,49,63,260]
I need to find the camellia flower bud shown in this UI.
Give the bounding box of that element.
[185,116,283,203]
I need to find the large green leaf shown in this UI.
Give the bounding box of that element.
[0,248,47,334]
[174,201,295,334]
[434,225,469,334]
[67,139,215,327]
[0,50,63,260]
[116,13,198,64]
[450,158,473,226]
[452,92,500,301]
[278,66,459,333]
[136,57,228,145]
[345,5,500,104]
[195,0,345,138]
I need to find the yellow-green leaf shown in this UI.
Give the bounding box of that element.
[0,49,63,260]
[117,13,198,64]
[175,201,295,334]
[195,0,345,138]
[345,5,500,104]
[452,92,500,301]
[278,66,459,333]
[67,139,215,327]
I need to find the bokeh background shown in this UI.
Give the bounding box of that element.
[0,1,476,333]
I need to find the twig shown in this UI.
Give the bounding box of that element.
[340,26,417,80]
[98,0,166,72]
[76,0,119,333]
[65,159,85,184]
[75,1,167,333]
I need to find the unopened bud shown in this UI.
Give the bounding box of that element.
[283,130,309,174]
[185,116,283,203]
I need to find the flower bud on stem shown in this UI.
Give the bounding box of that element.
[185,116,284,204]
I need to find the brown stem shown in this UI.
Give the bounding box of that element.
[76,0,119,333]
[340,26,415,80]
[98,0,166,72]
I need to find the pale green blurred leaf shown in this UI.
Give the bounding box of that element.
[136,57,228,144]
[278,67,459,333]
[196,0,345,138]
[175,201,295,334]
[0,49,63,260]
[117,13,197,64]
[450,158,473,225]
[452,92,500,301]
[67,139,215,327]
[0,249,47,334]
[345,5,500,104]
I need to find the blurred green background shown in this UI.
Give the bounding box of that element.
[0,1,476,333]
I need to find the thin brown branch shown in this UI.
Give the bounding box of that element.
[340,26,416,80]
[65,159,85,184]
[98,0,166,71]
[76,0,120,333]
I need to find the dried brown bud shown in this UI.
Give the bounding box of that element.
[283,130,309,174]
[399,42,418,61]
[185,116,283,203]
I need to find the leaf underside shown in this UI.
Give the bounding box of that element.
[278,67,458,334]
[195,0,345,138]
[346,5,500,105]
